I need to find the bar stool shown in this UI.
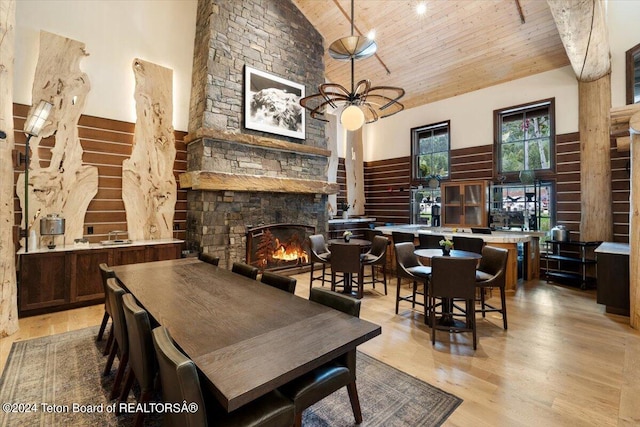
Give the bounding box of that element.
[394,242,431,320]
[361,235,389,295]
[309,234,331,289]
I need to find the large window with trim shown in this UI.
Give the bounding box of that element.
[411,121,450,183]
[494,99,554,178]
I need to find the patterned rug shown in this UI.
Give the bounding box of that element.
[0,327,461,426]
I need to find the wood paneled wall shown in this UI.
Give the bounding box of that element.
[12,103,187,244]
[362,132,631,243]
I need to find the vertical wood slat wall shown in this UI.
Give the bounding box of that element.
[12,103,188,244]
[362,132,630,243]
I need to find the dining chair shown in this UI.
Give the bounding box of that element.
[429,256,479,350]
[476,245,509,329]
[452,235,484,254]
[152,326,295,427]
[98,263,116,352]
[231,261,259,279]
[391,231,415,245]
[363,228,383,242]
[329,243,364,298]
[417,234,444,249]
[308,234,331,289]
[279,287,363,427]
[361,235,389,295]
[198,252,220,266]
[104,278,130,400]
[260,271,297,294]
[120,293,157,426]
[394,242,431,320]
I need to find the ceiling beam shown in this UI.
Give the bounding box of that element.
[547,0,610,81]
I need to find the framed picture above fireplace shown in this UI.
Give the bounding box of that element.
[244,66,305,139]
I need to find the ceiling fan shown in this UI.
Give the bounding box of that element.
[299,0,405,131]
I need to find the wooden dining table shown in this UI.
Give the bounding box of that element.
[112,258,381,412]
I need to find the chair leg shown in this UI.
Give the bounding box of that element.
[370,264,376,289]
[103,324,114,356]
[118,368,135,406]
[358,265,364,299]
[412,281,417,308]
[346,381,363,424]
[382,264,387,295]
[331,271,336,292]
[294,412,303,427]
[423,279,429,325]
[97,311,109,341]
[321,263,327,286]
[104,341,118,376]
[132,389,153,427]
[309,262,315,290]
[500,287,508,330]
[470,298,477,350]
[395,277,401,314]
[110,352,129,400]
[480,287,487,318]
[430,294,436,345]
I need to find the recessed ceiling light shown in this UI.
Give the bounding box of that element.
[416,2,427,15]
[367,30,376,40]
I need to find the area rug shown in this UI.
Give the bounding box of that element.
[0,327,461,426]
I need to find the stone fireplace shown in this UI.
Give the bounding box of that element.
[246,223,315,271]
[181,0,337,267]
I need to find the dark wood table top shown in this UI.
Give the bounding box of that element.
[328,238,371,247]
[112,258,381,412]
[414,248,482,259]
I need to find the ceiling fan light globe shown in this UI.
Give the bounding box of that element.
[341,105,365,131]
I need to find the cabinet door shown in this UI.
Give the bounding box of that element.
[443,184,462,226]
[20,252,68,313]
[114,246,148,265]
[70,249,112,302]
[146,243,182,262]
[463,183,485,226]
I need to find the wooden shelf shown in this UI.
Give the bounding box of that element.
[543,240,601,290]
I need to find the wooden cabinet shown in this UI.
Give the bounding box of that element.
[19,252,68,313]
[18,242,183,317]
[595,243,629,315]
[441,180,488,228]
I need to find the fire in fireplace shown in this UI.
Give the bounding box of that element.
[246,224,316,271]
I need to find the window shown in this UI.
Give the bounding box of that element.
[494,99,554,178]
[411,121,450,183]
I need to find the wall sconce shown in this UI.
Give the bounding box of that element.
[21,100,53,252]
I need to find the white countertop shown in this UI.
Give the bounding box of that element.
[17,238,184,255]
[329,217,376,224]
[594,242,630,255]
[375,225,534,244]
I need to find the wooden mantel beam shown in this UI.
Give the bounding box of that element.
[180,171,340,195]
[547,0,610,82]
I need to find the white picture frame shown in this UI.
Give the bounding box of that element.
[244,66,305,140]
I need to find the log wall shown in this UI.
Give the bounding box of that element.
[12,103,187,245]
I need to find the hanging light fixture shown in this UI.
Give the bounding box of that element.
[300,0,404,131]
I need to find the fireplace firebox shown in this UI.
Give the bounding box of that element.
[246,224,316,271]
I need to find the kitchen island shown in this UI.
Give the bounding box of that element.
[375,225,544,291]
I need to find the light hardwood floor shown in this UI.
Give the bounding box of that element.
[2,273,639,426]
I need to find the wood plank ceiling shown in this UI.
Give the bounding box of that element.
[291,0,571,110]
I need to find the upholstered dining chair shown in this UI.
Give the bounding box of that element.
[391,231,415,245]
[260,271,297,294]
[198,252,220,266]
[476,245,509,329]
[417,233,444,249]
[98,263,116,352]
[120,293,157,426]
[329,243,364,298]
[279,287,363,427]
[394,242,431,320]
[231,262,259,279]
[104,278,129,400]
[452,235,484,254]
[152,326,295,427]
[429,256,479,350]
[361,235,389,295]
[308,234,331,289]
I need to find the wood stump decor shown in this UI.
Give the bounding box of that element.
[0,0,18,337]
[16,31,97,246]
[122,59,176,241]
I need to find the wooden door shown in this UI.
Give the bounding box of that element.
[19,252,68,313]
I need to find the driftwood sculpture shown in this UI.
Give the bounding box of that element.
[122,59,176,240]
[345,127,365,216]
[16,31,97,245]
[0,0,18,337]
